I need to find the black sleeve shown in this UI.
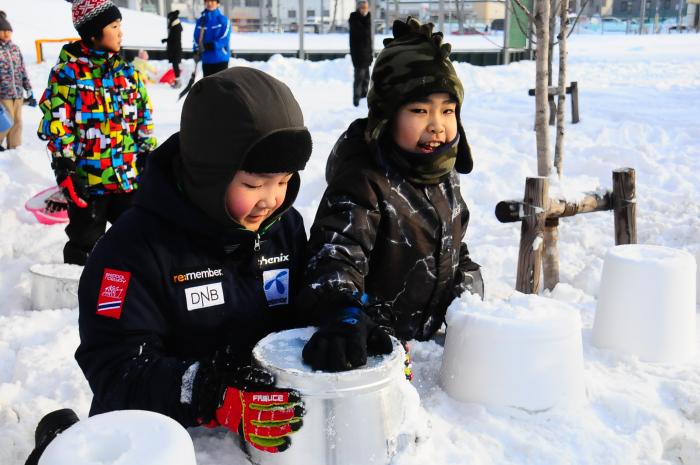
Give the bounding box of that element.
[74,220,200,427]
[301,170,382,324]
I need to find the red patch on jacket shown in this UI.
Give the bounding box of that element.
[96,268,131,319]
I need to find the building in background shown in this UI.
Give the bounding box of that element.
[114,0,510,33]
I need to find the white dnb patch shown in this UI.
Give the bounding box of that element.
[185,282,225,310]
[262,269,289,307]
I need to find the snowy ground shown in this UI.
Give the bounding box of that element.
[1,4,700,465]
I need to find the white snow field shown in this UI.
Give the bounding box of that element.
[0,2,699,465]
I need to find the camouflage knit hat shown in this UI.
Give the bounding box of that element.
[65,0,122,43]
[367,17,472,174]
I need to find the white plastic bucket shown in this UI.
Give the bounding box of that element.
[29,264,83,310]
[440,294,585,412]
[592,244,696,363]
[39,410,196,465]
[249,327,407,465]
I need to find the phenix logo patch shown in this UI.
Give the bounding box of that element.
[258,253,290,267]
[96,268,131,319]
[172,267,223,284]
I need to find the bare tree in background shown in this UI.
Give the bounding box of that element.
[455,0,465,34]
[329,0,339,31]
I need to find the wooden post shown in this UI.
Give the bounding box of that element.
[613,168,637,245]
[516,177,549,294]
[543,217,559,291]
[570,81,580,124]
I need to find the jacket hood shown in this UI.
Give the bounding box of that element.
[57,40,124,71]
[136,134,300,242]
[177,67,311,228]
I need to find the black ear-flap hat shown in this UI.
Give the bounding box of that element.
[366,17,473,174]
[178,67,312,227]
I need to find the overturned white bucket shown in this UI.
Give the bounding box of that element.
[39,410,196,465]
[249,327,407,465]
[592,244,696,363]
[29,264,83,310]
[440,294,585,412]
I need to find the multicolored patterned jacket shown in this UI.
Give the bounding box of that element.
[0,40,31,99]
[37,41,156,195]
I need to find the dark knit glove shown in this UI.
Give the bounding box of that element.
[51,158,88,208]
[194,352,304,453]
[24,91,37,107]
[203,42,215,51]
[302,306,393,372]
[135,150,149,175]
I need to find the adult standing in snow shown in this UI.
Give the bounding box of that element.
[37,0,156,265]
[194,0,231,77]
[162,9,183,88]
[0,11,35,151]
[74,68,310,453]
[348,0,373,107]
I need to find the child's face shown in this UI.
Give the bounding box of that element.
[391,92,458,154]
[225,171,293,231]
[94,19,122,53]
[0,31,12,42]
[204,0,220,11]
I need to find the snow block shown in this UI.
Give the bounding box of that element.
[29,264,83,310]
[38,410,196,465]
[250,327,408,465]
[440,293,585,411]
[593,244,697,363]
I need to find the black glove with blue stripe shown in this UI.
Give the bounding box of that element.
[302,306,393,372]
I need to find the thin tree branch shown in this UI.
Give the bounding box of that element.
[510,0,534,21]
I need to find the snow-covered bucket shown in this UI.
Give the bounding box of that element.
[440,294,585,412]
[592,244,696,363]
[249,327,407,465]
[38,410,196,465]
[29,264,83,310]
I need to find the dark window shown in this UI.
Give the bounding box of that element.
[246,0,260,6]
[288,10,297,18]
[307,9,315,17]
[322,9,330,16]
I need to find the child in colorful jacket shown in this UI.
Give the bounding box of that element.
[37,0,156,265]
[0,11,34,150]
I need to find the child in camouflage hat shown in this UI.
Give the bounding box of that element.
[301,17,483,372]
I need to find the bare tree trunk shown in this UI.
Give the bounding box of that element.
[330,0,339,32]
[456,0,465,34]
[534,0,552,176]
[554,0,569,177]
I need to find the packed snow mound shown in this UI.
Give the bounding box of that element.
[39,410,196,465]
[441,292,585,410]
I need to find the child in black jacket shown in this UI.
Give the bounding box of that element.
[162,9,183,88]
[74,68,311,454]
[302,17,483,373]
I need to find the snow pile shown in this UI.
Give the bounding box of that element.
[593,244,697,363]
[39,410,196,465]
[441,292,585,411]
[0,4,698,465]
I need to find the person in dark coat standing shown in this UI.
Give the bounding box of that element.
[162,10,183,88]
[73,68,312,454]
[301,17,484,373]
[348,0,372,107]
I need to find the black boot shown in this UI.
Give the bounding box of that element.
[24,409,80,465]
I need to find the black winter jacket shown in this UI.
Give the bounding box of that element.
[165,17,183,63]
[75,134,307,426]
[349,11,373,68]
[303,118,479,341]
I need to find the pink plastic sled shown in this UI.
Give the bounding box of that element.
[25,186,69,225]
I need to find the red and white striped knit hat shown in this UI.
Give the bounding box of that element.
[65,0,122,42]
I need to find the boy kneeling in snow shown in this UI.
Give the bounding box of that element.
[301,17,483,373]
[70,68,310,454]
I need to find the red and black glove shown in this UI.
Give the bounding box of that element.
[302,306,393,372]
[195,355,304,453]
[51,158,88,208]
